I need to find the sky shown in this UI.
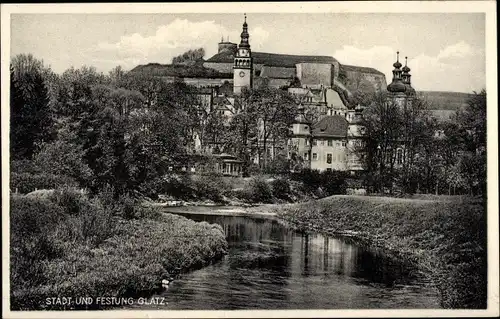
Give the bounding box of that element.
[10,13,486,93]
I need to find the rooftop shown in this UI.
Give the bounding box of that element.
[312,115,349,138]
[206,50,338,67]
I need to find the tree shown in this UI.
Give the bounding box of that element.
[10,55,54,160]
[172,48,206,65]
[224,88,260,176]
[358,92,433,194]
[442,90,487,196]
[252,87,298,169]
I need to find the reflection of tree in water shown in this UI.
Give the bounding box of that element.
[185,214,293,276]
[351,250,415,287]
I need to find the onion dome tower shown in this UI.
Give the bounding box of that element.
[387,51,406,93]
[401,56,416,96]
[233,14,253,95]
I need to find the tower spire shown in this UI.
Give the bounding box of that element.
[387,50,406,93]
[239,13,250,49]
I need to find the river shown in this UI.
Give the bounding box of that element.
[134,208,441,310]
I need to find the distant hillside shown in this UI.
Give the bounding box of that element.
[418,91,472,111]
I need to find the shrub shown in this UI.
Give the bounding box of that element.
[271,177,291,200]
[193,172,229,202]
[49,187,115,246]
[290,169,348,196]
[10,196,64,291]
[245,176,273,203]
[162,174,196,200]
[321,170,348,195]
[11,172,78,194]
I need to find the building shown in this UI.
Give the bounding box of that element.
[131,15,387,99]
[129,15,401,175]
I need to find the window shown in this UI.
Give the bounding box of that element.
[312,153,318,160]
[320,140,324,146]
[305,139,310,146]
[326,153,332,164]
[312,140,317,146]
[327,139,333,147]
[304,153,308,160]
[342,141,346,147]
[397,149,403,165]
[304,125,309,130]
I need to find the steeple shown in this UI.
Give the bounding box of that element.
[402,56,411,85]
[233,13,253,95]
[387,51,406,93]
[239,13,250,49]
[401,56,415,96]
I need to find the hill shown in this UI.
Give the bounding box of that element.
[418,91,472,111]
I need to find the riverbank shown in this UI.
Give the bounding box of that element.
[10,190,228,310]
[274,195,487,309]
[151,203,288,220]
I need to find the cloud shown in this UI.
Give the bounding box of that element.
[437,41,474,60]
[87,18,269,70]
[333,42,485,93]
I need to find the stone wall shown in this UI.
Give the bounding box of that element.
[296,63,334,88]
[343,70,387,93]
[203,62,234,74]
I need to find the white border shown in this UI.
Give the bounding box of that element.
[1,2,498,318]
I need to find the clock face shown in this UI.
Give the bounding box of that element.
[239,71,245,77]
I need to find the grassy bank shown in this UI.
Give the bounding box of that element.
[274,195,487,309]
[10,189,228,310]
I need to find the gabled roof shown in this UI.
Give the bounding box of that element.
[206,51,337,67]
[312,115,349,138]
[340,64,385,76]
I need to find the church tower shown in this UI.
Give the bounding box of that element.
[233,14,253,95]
[386,51,407,107]
[401,56,416,97]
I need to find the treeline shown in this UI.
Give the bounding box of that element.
[359,90,487,197]
[171,48,205,65]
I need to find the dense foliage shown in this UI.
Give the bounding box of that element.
[359,90,487,197]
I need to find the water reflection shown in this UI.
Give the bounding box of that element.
[135,212,440,310]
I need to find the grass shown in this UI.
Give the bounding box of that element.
[10,189,228,310]
[274,195,487,309]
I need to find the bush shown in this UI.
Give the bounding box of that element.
[271,178,291,200]
[245,177,273,203]
[48,187,114,246]
[10,196,64,292]
[193,172,229,202]
[290,169,348,196]
[162,174,196,200]
[11,172,78,194]
[321,170,348,195]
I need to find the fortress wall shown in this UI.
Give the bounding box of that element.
[344,70,387,92]
[160,76,233,87]
[204,62,234,73]
[296,63,334,88]
[268,78,291,88]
